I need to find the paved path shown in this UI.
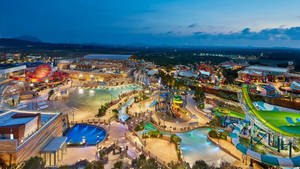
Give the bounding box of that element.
[62,146,98,166]
[144,138,178,164]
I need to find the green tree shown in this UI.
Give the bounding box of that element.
[84,160,104,169]
[98,103,109,117]
[192,160,211,169]
[208,116,222,129]
[171,134,182,143]
[22,157,45,169]
[114,161,123,169]
[131,154,160,169]
[169,162,191,169]
[194,87,205,108]
[221,69,238,85]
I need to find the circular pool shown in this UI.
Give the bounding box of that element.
[66,124,106,145]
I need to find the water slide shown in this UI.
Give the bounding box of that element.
[214,107,245,120]
[231,123,300,167]
[229,84,300,167]
[149,98,157,108]
[172,104,191,120]
[242,84,300,137]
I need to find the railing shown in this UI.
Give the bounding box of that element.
[124,133,172,168]
[238,91,276,135]
[69,118,109,126]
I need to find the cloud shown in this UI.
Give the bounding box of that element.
[187,24,197,28]
[193,32,202,35]
[191,27,300,41]
[166,31,174,35]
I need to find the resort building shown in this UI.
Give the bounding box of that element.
[0,110,66,167]
[0,64,26,82]
[57,54,136,85]
[83,54,132,61]
[238,65,291,83]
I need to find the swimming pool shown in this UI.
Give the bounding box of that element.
[67,85,141,108]
[140,123,235,166]
[178,128,235,166]
[66,124,106,145]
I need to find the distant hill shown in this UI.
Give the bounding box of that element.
[15,35,41,42]
[0,38,137,57]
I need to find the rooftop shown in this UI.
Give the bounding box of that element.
[0,110,55,127]
[0,64,26,75]
[247,65,289,73]
[84,54,132,60]
[41,137,67,152]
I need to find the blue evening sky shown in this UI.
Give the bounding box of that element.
[1,0,300,47]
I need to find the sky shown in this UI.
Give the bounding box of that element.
[1,0,300,48]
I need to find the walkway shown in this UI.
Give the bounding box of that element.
[144,138,178,164]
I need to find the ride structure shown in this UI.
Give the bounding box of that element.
[10,64,69,84]
[231,84,300,167]
[171,95,191,121]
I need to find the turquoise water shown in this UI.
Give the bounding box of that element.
[67,85,140,108]
[178,128,235,166]
[66,124,106,145]
[119,98,134,122]
[140,123,235,166]
[253,101,300,113]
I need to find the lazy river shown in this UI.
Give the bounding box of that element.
[141,123,235,166]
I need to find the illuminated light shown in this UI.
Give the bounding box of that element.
[79,74,83,78]
[89,89,95,96]
[79,88,84,94]
[45,79,49,83]
[213,147,220,152]
[30,83,34,87]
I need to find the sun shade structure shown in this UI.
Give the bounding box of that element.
[40,137,67,167]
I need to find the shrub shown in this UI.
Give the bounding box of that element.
[208,130,219,139]
[134,122,144,132]
[113,161,123,169]
[148,130,161,138]
[22,157,45,169]
[171,134,182,143]
[97,104,109,117]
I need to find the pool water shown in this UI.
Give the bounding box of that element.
[119,98,134,122]
[140,123,235,166]
[253,101,300,113]
[178,128,235,166]
[66,124,106,145]
[67,85,141,108]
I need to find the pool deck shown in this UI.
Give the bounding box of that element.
[61,146,98,166]
[128,97,155,115]
[207,135,264,169]
[144,138,179,164]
